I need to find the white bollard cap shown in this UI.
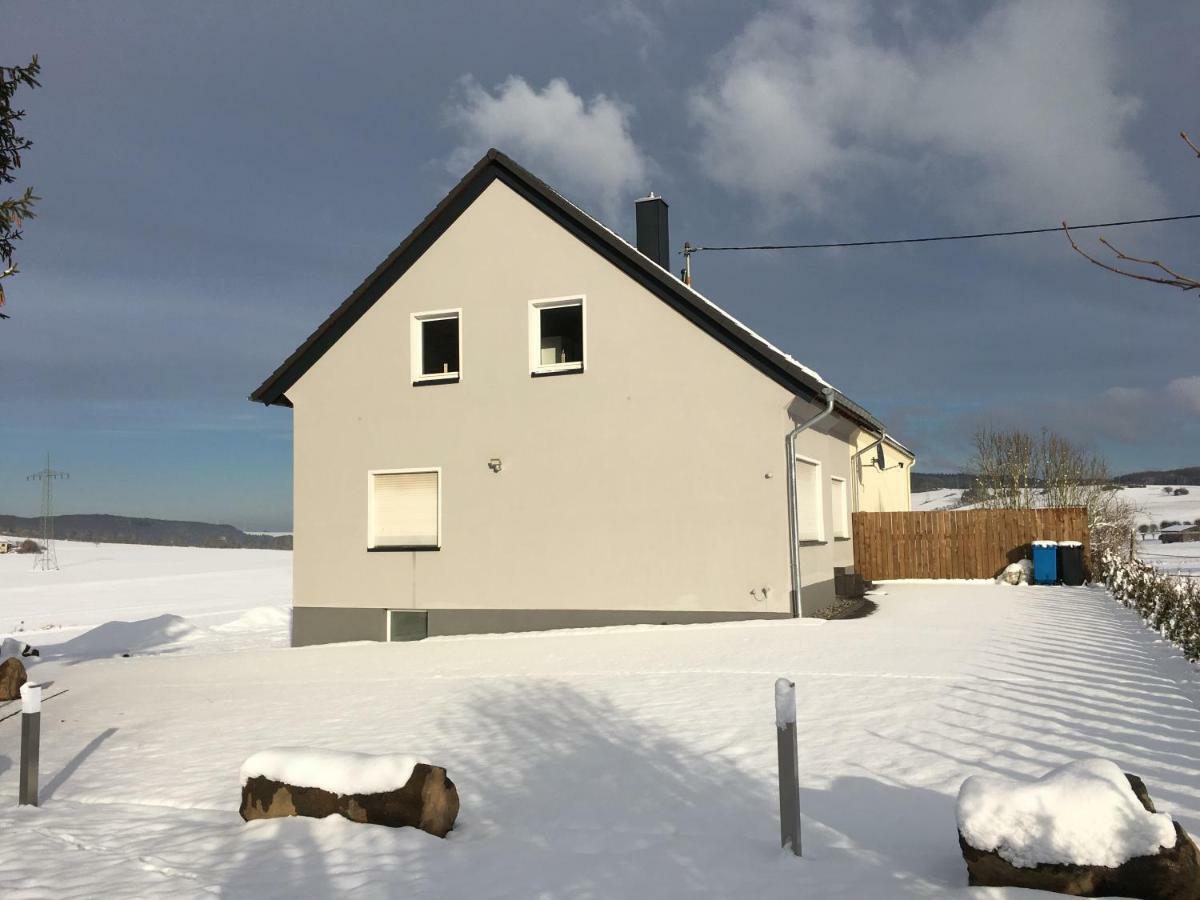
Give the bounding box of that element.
[774,677,796,727]
[20,682,42,714]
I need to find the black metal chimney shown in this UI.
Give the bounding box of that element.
[635,193,670,271]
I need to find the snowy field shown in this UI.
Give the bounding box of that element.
[1133,537,1200,577]
[1,543,1199,897]
[912,484,1200,527]
[0,539,291,654]
[912,487,965,510]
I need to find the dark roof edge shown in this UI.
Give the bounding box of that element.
[249,149,884,433]
[249,150,501,405]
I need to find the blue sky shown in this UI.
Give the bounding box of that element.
[2,1,1199,530]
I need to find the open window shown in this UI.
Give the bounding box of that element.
[830,476,849,539]
[794,456,825,543]
[529,297,584,375]
[368,468,440,550]
[411,310,461,384]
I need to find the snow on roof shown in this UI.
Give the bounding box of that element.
[550,183,836,391]
[883,433,915,457]
[530,175,907,437]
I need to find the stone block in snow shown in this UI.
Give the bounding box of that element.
[239,748,459,838]
[957,759,1200,898]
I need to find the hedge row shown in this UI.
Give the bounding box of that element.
[1097,549,1200,661]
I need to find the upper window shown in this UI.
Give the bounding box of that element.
[529,298,584,375]
[368,469,440,550]
[795,456,825,543]
[411,310,461,384]
[830,476,849,539]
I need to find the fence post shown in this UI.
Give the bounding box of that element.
[19,682,41,806]
[775,677,801,856]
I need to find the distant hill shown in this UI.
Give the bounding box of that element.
[0,514,292,550]
[911,473,974,492]
[1113,467,1200,486]
[913,467,1200,494]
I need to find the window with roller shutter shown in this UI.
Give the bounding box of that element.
[368,469,440,549]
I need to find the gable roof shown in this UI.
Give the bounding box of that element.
[249,149,884,432]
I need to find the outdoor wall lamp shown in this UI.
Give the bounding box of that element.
[488,458,503,473]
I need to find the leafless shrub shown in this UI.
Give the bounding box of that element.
[969,427,1136,566]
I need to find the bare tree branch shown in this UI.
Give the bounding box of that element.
[1063,221,1200,290]
[1097,235,1199,288]
[1183,131,1200,159]
[1063,128,1199,294]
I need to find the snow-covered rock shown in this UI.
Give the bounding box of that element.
[999,559,1033,585]
[0,656,27,701]
[240,748,459,837]
[957,760,1200,898]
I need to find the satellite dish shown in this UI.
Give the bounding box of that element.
[875,444,886,469]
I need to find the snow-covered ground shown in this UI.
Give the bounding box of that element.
[1,542,1198,898]
[1133,537,1200,577]
[0,539,291,654]
[912,484,1200,527]
[912,487,965,510]
[1119,484,1200,527]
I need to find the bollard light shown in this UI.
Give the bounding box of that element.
[19,682,42,807]
[775,677,801,856]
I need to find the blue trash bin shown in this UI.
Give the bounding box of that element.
[1032,540,1059,584]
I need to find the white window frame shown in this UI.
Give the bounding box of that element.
[830,475,849,539]
[528,295,586,375]
[794,454,825,543]
[366,467,442,550]
[410,309,462,384]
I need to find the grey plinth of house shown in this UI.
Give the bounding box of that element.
[775,677,801,856]
[19,708,40,806]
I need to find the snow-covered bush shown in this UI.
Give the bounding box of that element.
[1097,549,1200,661]
[998,560,1032,585]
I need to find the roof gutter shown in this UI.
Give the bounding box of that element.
[786,388,835,618]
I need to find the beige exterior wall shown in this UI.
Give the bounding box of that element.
[852,433,914,513]
[287,180,858,632]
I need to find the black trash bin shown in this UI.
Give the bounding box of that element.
[1057,541,1085,586]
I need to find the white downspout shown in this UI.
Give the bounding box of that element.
[786,388,835,618]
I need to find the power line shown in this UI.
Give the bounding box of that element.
[685,213,1200,254]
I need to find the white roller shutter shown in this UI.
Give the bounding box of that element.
[371,471,439,548]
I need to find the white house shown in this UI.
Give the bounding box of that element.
[252,150,911,645]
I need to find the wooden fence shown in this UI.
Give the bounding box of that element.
[851,507,1088,580]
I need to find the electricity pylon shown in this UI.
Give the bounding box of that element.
[26,454,68,571]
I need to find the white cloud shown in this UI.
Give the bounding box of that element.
[1166,376,1200,414]
[690,0,1162,223]
[445,76,651,222]
[585,0,662,61]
